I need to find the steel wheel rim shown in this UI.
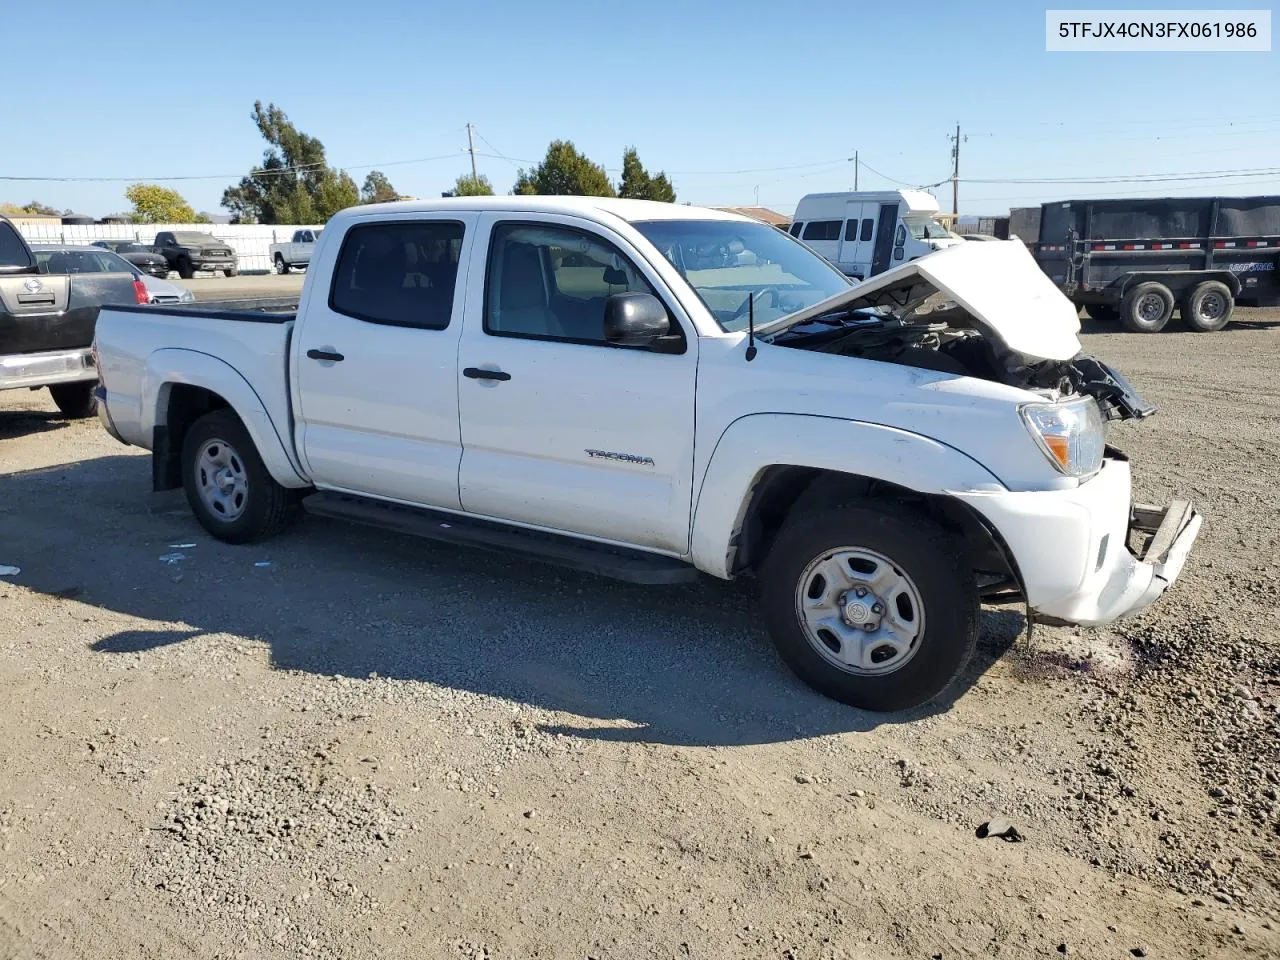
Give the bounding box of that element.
[1197,291,1226,321]
[1138,293,1165,323]
[794,547,926,677]
[196,438,248,522]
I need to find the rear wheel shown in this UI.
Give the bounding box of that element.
[1120,282,1174,333]
[176,257,194,280]
[275,254,290,275]
[759,502,978,712]
[1084,303,1119,323]
[1180,280,1233,332]
[49,381,97,418]
[182,409,293,544]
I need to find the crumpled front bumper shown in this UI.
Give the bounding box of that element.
[953,458,1202,626]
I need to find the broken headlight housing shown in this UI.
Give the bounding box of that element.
[1020,396,1105,478]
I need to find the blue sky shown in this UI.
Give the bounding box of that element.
[6,0,1277,219]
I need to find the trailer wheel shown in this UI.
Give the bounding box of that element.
[1084,303,1119,323]
[1180,281,1233,333]
[1121,282,1174,333]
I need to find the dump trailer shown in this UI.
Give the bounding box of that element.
[1030,195,1280,332]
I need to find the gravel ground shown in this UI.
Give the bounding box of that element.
[1,310,1278,959]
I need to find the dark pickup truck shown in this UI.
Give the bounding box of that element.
[152,231,238,279]
[0,216,148,417]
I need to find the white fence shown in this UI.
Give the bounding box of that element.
[14,222,322,274]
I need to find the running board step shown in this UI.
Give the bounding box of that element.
[304,492,698,586]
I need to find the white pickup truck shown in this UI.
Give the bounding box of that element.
[269,228,322,274]
[92,197,1201,712]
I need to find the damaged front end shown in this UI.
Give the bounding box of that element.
[762,240,1158,423]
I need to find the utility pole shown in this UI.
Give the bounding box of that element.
[466,123,478,181]
[947,123,965,218]
[853,150,859,191]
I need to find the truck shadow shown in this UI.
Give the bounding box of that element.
[0,406,74,440]
[2,455,1023,748]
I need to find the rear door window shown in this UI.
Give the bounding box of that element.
[329,220,465,330]
[860,218,874,242]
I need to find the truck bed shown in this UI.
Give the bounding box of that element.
[93,299,299,454]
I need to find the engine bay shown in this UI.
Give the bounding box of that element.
[767,297,1157,422]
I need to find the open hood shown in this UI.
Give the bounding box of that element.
[764,239,1082,362]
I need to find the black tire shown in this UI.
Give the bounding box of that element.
[181,409,292,544]
[1180,280,1233,332]
[49,381,97,418]
[224,267,238,278]
[176,257,194,280]
[1120,281,1174,333]
[1084,303,1119,323]
[275,254,290,275]
[758,502,978,712]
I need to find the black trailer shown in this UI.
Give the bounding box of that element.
[1028,196,1280,332]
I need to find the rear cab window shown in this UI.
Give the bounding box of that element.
[328,220,465,329]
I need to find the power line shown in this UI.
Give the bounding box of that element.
[963,165,1280,185]
[0,152,464,183]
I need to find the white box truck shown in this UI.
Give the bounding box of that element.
[790,190,962,279]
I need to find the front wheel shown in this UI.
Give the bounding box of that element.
[176,257,194,280]
[759,502,978,712]
[224,267,238,278]
[182,409,293,544]
[49,381,97,418]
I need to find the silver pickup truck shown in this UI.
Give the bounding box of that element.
[0,217,147,417]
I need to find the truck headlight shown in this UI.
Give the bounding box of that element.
[1020,397,1105,478]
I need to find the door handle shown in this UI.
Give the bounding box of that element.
[463,367,511,382]
[306,349,344,362]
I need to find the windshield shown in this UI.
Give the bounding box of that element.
[631,219,853,332]
[905,219,954,240]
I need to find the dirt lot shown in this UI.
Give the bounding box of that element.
[2,312,1279,959]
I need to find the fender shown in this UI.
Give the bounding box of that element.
[144,348,309,488]
[690,413,1006,579]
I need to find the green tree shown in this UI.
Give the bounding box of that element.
[221,101,359,224]
[361,170,399,203]
[617,147,676,202]
[125,183,199,223]
[513,141,615,197]
[451,173,494,197]
[0,201,64,217]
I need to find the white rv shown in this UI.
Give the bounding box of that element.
[789,190,962,279]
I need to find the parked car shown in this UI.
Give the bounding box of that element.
[269,228,322,274]
[93,197,1201,712]
[90,239,170,278]
[1,228,146,418]
[152,231,237,279]
[87,249,195,304]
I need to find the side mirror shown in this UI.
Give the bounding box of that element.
[603,292,670,346]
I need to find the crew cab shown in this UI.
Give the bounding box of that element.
[269,228,322,274]
[92,197,1202,712]
[152,231,238,279]
[1,219,147,417]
